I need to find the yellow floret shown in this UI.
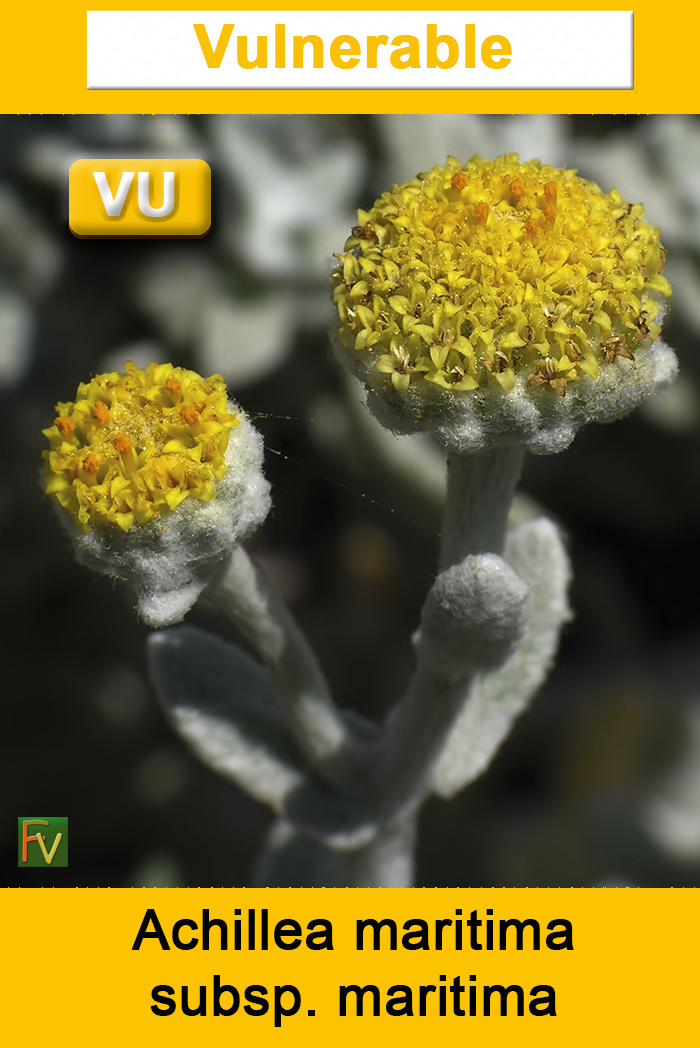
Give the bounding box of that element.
[331,154,671,396]
[42,361,238,532]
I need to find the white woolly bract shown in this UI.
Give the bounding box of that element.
[68,405,271,627]
[417,554,530,682]
[335,330,678,454]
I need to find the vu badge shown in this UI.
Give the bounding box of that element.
[69,158,211,238]
[18,817,68,867]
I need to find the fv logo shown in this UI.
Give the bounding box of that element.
[18,817,68,867]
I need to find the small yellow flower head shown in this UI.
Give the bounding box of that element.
[331,154,677,453]
[43,361,237,533]
[43,361,271,626]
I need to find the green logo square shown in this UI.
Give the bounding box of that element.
[18,817,68,867]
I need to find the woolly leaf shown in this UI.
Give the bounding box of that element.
[148,625,307,811]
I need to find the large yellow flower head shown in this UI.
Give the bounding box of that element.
[331,154,677,453]
[43,361,236,533]
[43,361,271,626]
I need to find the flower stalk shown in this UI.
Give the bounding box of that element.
[205,545,356,787]
[439,447,525,568]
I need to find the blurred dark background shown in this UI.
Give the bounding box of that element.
[3,114,700,887]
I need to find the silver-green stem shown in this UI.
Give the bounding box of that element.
[257,812,417,888]
[332,809,417,888]
[207,546,353,787]
[439,447,525,569]
[377,447,525,821]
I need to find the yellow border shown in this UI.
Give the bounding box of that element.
[3,887,698,1046]
[2,0,694,113]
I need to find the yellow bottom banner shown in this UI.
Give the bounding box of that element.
[3,888,694,1046]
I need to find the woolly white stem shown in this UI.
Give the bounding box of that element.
[255,813,417,888]
[378,666,471,819]
[332,809,417,887]
[207,546,353,785]
[377,448,526,820]
[439,447,525,569]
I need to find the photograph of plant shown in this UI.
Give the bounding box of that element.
[3,115,700,887]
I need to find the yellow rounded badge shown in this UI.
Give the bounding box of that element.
[69,158,211,238]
